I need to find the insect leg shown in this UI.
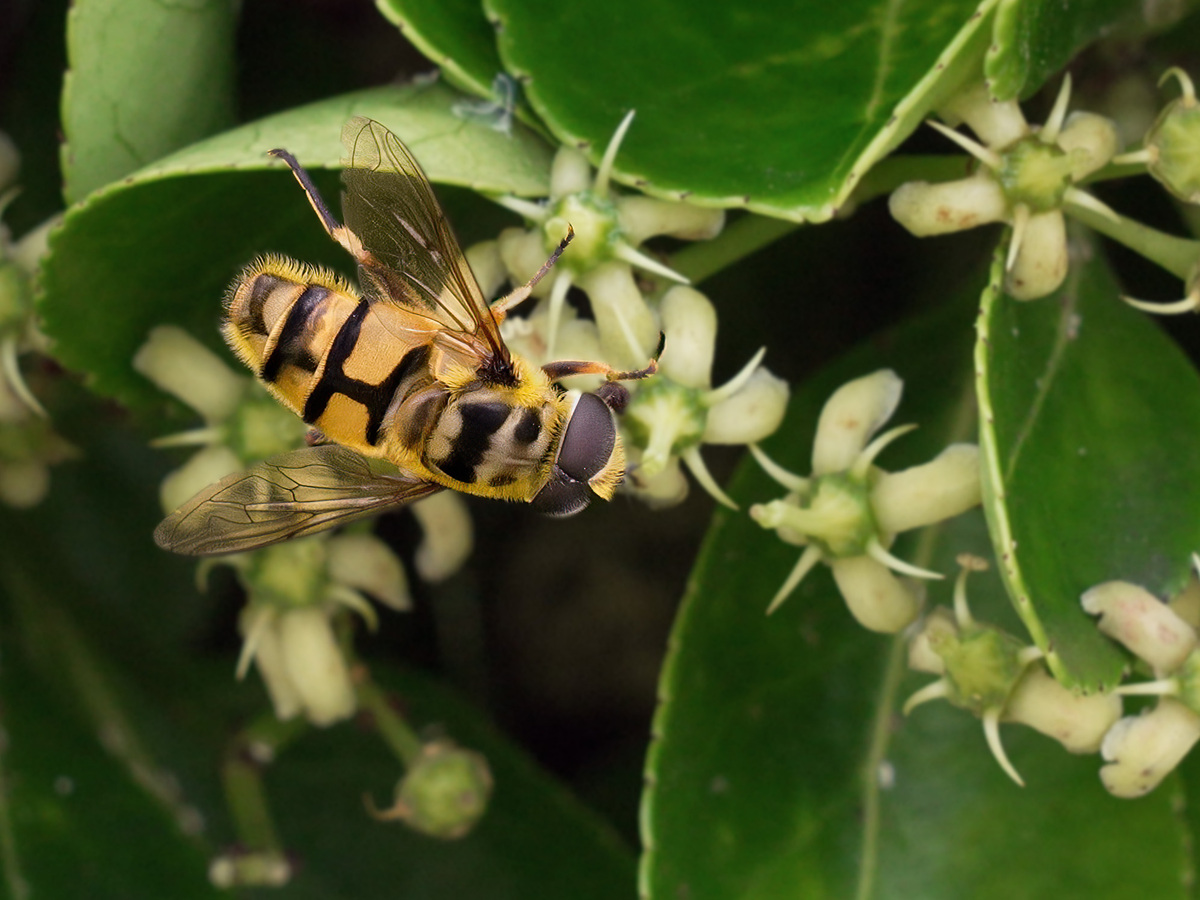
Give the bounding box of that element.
[269,149,368,263]
[490,225,575,320]
[541,357,658,383]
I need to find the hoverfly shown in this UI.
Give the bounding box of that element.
[155,117,655,556]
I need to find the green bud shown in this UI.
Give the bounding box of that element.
[374,741,493,839]
[1145,69,1200,203]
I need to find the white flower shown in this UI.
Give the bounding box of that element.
[750,370,980,631]
[1100,699,1200,798]
[890,77,1120,301]
[494,112,723,366]
[622,286,788,508]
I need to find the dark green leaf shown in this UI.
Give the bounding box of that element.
[0,423,634,899]
[986,0,1149,101]
[642,280,1189,899]
[61,0,238,203]
[485,0,991,220]
[976,239,1200,689]
[38,83,553,414]
[375,0,505,98]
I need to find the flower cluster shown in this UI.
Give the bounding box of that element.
[136,327,471,725]
[889,77,1121,300]
[0,132,74,507]
[750,370,981,632]
[906,556,1122,786]
[482,114,786,506]
[1081,572,1200,797]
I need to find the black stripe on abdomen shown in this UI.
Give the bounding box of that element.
[437,402,510,484]
[260,285,329,383]
[303,303,432,446]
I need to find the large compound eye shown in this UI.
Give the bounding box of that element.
[530,392,619,517]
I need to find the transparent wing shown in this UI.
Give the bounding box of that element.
[340,116,509,365]
[154,445,442,556]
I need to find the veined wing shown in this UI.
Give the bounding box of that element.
[339,116,509,366]
[154,445,442,556]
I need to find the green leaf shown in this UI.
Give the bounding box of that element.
[38,83,553,415]
[976,238,1200,690]
[986,0,1147,101]
[61,0,238,204]
[642,281,1189,900]
[0,596,221,899]
[485,0,994,220]
[374,0,504,99]
[0,423,635,898]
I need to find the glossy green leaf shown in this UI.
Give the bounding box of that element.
[986,0,1148,101]
[486,0,993,220]
[61,0,237,203]
[642,283,1189,900]
[976,240,1200,690]
[374,0,504,98]
[38,83,553,414]
[0,597,220,899]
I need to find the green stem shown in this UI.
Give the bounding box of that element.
[1064,198,1199,280]
[849,154,974,207]
[668,214,798,284]
[356,674,423,766]
[222,713,308,855]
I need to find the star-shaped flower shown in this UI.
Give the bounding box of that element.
[750,369,980,632]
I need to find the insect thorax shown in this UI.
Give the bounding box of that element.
[419,381,565,501]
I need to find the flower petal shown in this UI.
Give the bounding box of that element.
[812,370,903,476]
[1002,666,1122,754]
[889,173,1007,236]
[1081,580,1197,674]
[656,285,716,389]
[871,443,981,534]
[830,555,920,633]
[1004,210,1068,301]
[703,367,789,445]
[1100,698,1200,798]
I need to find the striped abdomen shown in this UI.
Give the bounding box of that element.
[224,255,440,459]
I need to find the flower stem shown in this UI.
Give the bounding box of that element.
[1064,197,1199,279]
[223,712,308,855]
[668,214,797,284]
[356,673,423,766]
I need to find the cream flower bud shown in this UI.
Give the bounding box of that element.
[1057,112,1121,180]
[1002,666,1122,754]
[871,444,981,535]
[240,607,301,721]
[1082,581,1197,674]
[889,173,1008,236]
[939,82,1029,148]
[0,459,49,508]
[465,240,507,301]
[831,555,920,633]
[550,145,593,196]
[1005,210,1067,300]
[160,444,241,514]
[578,261,659,368]
[497,228,555,299]
[627,453,690,508]
[326,534,411,611]
[812,369,903,475]
[618,196,725,244]
[657,286,717,389]
[276,606,357,727]
[409,491,474,582]
[1100,698,1200,797]
[703,368,789,445]
[908,608,954,674]
[134,326,245,422]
